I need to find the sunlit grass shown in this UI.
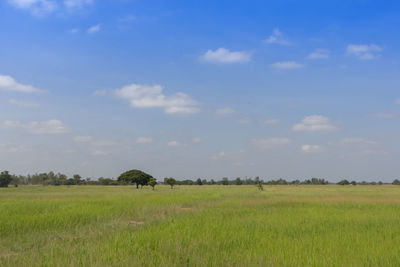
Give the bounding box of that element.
[1,185,400,266]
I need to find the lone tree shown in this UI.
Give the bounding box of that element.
[148,177,157,190]
[165,177,177,189]
[118,169,153,189]
[0,171,12,187]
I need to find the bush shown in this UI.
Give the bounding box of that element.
[0,171,12,187]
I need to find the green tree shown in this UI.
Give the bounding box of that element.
[221,177,229,185]
[337,179,350,185]
[148,177,157,190]
[165,177,177,189]
[196,178,203,185]
[235,177,243,185]
[118,169,153,189]
[393,179,400,185]
[257,180,264,191]
[0,171,12,187]
[73,174,82,185]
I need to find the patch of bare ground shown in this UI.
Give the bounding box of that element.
[0,252,18,258]
[128,220,144,226]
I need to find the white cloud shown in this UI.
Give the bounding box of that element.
[7,0,92,15]
[301,144,323,153]
[293,115,337,132]
[167,141,181,146]
[193,137,201,143]
[8,99,39,108]
[238,118,251,124]
[88,24,101,34]
[115,83,199,115]
[0,75,43,93]
[68,28,79,34]
[270,61,305,70]
[264,28,290,45]
[201,48,251,63]
[136,137,153,144]
[64,0,92,9]
[347,44,382,60]
[307,49,330,59]
[92,89,107,96]
[2,119,68,134]
[92,150,108,156]
[7,0,58,16]
[253,137,291,150]
[260,118,279,125]
[74,136,92,142]
[216,107,235,116]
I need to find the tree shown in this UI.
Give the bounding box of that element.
[351,181,357,186]
[235,177,243,185]
[165,177,177,189]
[196,178,203,185]
[393,179,400,185]
[257,180,264,191]
[148,177,157,190]
[0,171,12,187]
[118,169,153,189]
[221,177,229,185]
[73,174,82,185]
[337,179,350,185]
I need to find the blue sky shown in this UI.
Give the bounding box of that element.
[1,0,400,181]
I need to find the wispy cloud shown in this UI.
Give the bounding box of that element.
[88,24,101,34]
[201,48,251,63]
[64,0,93,9]
[270,61,305,70]
[216,107,235,116]
[307,49,330,59]
[74,136,92,142]
[347,44,382,60]
[7,0,93,16]
[293,115,337,132]
[301,144,323,153]
[9,99,40,108]
[0,75,43,93]
[136,137,153,144]
[2,119,68,134]
[115,83,199,115]
[253,137,291,150]
[167,140,182,146]
[264,28,290,45]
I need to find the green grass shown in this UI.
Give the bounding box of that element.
[1,185,400,266]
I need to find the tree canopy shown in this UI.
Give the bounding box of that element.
[0,171,12,187]
[118,169,153,189]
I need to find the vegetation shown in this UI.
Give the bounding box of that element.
[117,169,153,189]
[0,171,12,187]
[1,185,400,266]
[164,177,177,189]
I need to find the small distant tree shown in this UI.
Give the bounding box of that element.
[257,180,264,191]
[221,177,229,185]
[196,178,203,185]
[148,177,157,190]
[118,169,153,189]
[351,181,357,186]
[337,179,350,185]
[165,177,177,189]
[235,177,243,185]
[393,179,400,185]
[73,174,82,185]
[0,171,12,187]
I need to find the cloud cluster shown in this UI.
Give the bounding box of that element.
[307,49,330,59]
[301,144,322,153]
[115,83,199,115]
[201,48,251,63]
[347,44,382,60]
[265,28,290,45]
[293,115,337,132]
[7,0,93,16]
[0,75,43,93]
[270,61,304,70]
[253,137,291,149]
[2,119,68,134]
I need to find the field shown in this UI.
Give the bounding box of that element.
[1,185,400,266]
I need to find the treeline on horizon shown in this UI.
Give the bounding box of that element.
[1,170,400,187]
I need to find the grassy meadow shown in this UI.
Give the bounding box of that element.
[1,185,400,266]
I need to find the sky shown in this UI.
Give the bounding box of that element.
[1,0,400,182]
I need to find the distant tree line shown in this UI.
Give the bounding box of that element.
[1,169,400,188]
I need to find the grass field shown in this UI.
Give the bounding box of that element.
[1,185,400,266]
